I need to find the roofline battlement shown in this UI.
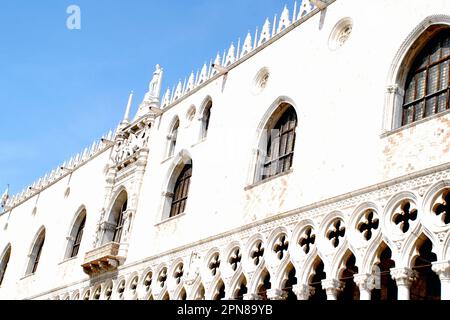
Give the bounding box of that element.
[1,0,336,214]
[157,0,334,112]
[1,130,116,214]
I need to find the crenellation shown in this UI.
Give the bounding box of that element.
[2,0,450,302]
[3,130,115,212]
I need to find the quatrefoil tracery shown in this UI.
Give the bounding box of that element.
[144,272,152,291]
[158,268,168,288]
[229,248,242,271]
[251,242,265,266]
[433,190,450,225]
[209,253,221,276]
[358,210,379,241]
[273,234,289,260]
[327,219,346,248]
[174,264,184,284]
[393,201,418,233]
[299,227,316,254]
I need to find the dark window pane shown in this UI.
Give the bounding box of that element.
[402,29,450,126]
[425,97,436,117]
[260,106,297,181]
[170,165,192,217]
[439,60,449,90]
[427,65,439,94]
[438,92,448,112]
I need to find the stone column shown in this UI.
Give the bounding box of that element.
[432,260,450,300]
[354,274,375,300]
[391,267,416,300]
[321,279,343,300]
[266,288,287,300]
[243,293,263,300]
[292,284,313,300]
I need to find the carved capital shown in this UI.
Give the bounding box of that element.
[386,84,399,94]
[391,267,416,287]
[266,288,287,300]
[100,221,116,232]
[354,273,376,291]
[292,284,313,300]
[432,261,450,280]
[321,279,343,297]
[243,293,263,300]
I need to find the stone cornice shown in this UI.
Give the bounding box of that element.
[23,161,450,299]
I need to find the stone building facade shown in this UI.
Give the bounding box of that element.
[0,0,449,300]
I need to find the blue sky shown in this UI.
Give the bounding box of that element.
[0,0,291,195]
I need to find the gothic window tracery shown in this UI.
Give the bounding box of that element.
[433,189,450,225]
[402,29,450,125]
[326,219,346,248]
[69,212,86,258]
[250,241,265,266]
[0,245,11,286]
[113,200,127,243]
[169,164,192,218]
[229,248,242,271]
[167,119,179,158]
[209,253,221,276]
[357,210,379,241]
[299,227,316,254]
[392,200,418,233]
[201,101,212,140]
[27,229,46,275]
[258,104,297,182]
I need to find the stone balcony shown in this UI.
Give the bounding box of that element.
[82,242,125,275]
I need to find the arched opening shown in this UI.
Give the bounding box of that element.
[26,228,46,275]
[410,237,440,300]
[256,269,271,300]
[234,276,248,300]
[0,245,11,286]
[169,164,192,218]
[67,209,87,258]
[195,283,206,300]
[102,190,128,244]
[256,103,298,182]
[162,292,170,300]
[201,100,213,140]
[179,287,187,300]
[308,258,327,301]
[281,264,297,300]
[338,253,360,300]
[401,28,450,126]
[371,245,397,300]
[213,280,225,300]
[167,118,179,158]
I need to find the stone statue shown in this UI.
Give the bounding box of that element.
[145,64,163,101]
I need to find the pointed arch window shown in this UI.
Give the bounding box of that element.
[259,104,297,182]
[168,119,179,157]
[201,101,212,139]
[70,214,86,258]
[402,28,450,126]
[27,230,45,275]
[101,190,128,245]
[113,199,127,243]
[0,246,11,286]
[170,164,192,218]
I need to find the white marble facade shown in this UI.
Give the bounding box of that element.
[0,0,450,300]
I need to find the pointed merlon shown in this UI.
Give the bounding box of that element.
[293,1,298,22]
[272,14,277,37]
[258,18,271,46]
[278,5,291,33]
[253,27,259,49]
[123,91,134,123]
[241,32,252,57]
